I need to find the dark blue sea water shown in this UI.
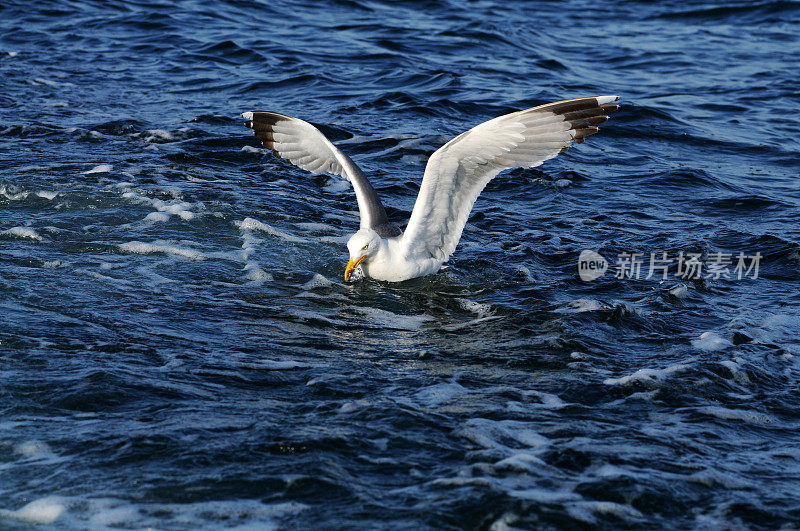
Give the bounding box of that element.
[2,0,800,528]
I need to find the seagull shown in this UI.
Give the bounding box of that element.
[242,95,619,282]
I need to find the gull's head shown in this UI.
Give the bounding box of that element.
[344,228,381,282]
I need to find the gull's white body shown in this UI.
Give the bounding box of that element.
[243,96,620,282]
[351,230,441,282]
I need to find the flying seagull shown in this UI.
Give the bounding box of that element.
[242,95,619,282]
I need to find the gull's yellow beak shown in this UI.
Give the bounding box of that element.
[344,255,366,282]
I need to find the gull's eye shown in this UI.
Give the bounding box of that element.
[361,244,369,251]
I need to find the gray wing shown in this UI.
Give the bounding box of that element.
[401,96,620,262]
[242,111,397,234]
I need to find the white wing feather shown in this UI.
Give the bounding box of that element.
[242,111,390,230]
[401,96,619,262]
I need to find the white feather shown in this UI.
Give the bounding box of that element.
[400,97,618,264]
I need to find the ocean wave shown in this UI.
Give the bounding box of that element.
[654,1,800,23]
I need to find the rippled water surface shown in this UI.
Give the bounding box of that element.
[2,0,800,528]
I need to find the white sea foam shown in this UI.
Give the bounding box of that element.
[83,164,113,174]
[318,234,350,244]
[88,505,139,527]
[154,201,195,220]
[515,265,536,282]
[238,360,311,370]
[441,299,499,331]
[84,270,133,286]
[323,178,352,193]
[122,187,198,222]
[0,496,65,524]
[35,190,59,200]
[669,284,688,298]
[296,290,347,302]
[119,241,205,260]
[457,298,492,317]
[237,217,305,243]
[692,331,732,351]
[295,222,335,233]
[556,298,608,313]
[687,468,749,489]
[236,219,275,284]
[14,440,58,460]
[30,78,60,86]
[243,262,273,283]
[493,453,549,473]
[144,211,170,222]
[567,501,643,524]
[697,406,775,425]
[625,390,659,402]
[140,129,173,143]
[719,359,750,384]
[488,511,525,530]
[415,382,469,407]
[594,463,638,479]
[353,306,433,331]
[1,497,309,528]
[603,362,690,387]
[0,185,31,200]
[302,273,332,290]
[241,145,266,154]
[339,400,370,414]
[18,164,59,172]
[729,313,798,355]
[459,418,549,450]
[522,389,567,409]
[2,226,43,240]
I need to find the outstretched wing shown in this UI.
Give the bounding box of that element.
[400,96,619,262]
[242,111,393,232]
